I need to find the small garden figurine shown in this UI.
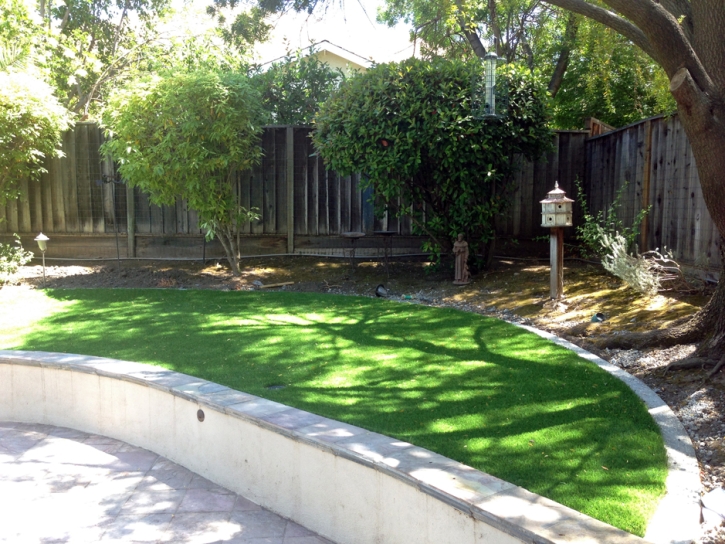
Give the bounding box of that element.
[453,233,470,285]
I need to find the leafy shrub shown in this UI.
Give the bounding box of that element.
[314,58,552,268]
[600,233,660,294]
[574,178,649,259]
[102,69,264,276]
[0,71,72,204]
[600,232,684,295]
[0,234,33,282]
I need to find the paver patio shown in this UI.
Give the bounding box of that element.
[0,421,335,544]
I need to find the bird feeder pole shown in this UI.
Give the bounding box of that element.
[540,182,574,300]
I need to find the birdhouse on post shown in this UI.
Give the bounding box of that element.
[540,182,574,300]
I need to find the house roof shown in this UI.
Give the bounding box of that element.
[260,40,373,72]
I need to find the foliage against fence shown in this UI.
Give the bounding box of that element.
[0,118,720,275]
[584,114,720,275]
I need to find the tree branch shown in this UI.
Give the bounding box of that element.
[669,67,713,134]
[487,0,502,54]
[539,0,656,59]
[548,11,579,97]
[599,0,713,93]
[454,0,487,59]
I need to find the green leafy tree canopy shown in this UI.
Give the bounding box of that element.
[251,49,345,125]
[0,68,72,206]
[102,70,265,275]
[313,57,551,266]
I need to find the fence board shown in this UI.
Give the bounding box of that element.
[307,141,318,236]
[274,128,287,234]
[16,177,31,233]
[29,174,43,233]
[262,129,276,234]
[318,158,329,235]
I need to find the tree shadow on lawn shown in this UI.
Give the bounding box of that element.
[16,289,667,535]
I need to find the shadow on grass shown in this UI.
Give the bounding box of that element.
[14,289,666,535]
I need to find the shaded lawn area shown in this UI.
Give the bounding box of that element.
[1,288,667,535]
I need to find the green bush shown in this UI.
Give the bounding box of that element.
[313,58,552,267]
[574,178,649,259]
[0,234,33,282]
[0,71,71,204]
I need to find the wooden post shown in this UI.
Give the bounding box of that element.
[286,127,295,254]
[126,182,135,257]
[550,227,564,299]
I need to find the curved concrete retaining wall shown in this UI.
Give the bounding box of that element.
[0,350,692,544]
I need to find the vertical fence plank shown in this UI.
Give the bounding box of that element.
[263,129,276,234]
[307,134,318,236]
[16,177,31,233]
[135,190,151,234]
[650,119,665,251]
[149,201,163,234]
[75,124,94,233]
[162,202,177,235]
[318,156,329,235]
[49,151,65,232]
[175,197,186,234]
[328,171,340,234]
[293,128,308,235]
[286,127,294,252]
[31,173,44,233]
[340,174,351,233]
[663,116,678,253]
[275,128,287,235]
[682,133,696,264]
[62,128,79,232]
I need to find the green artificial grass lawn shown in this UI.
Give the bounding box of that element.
[0,288,667,535]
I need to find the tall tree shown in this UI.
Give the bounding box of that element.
[37,0,172,117]
[313,58,551,266]
[251,49,345,125]
[552,17,675,128]
[102,70,265,275]
[0,0,72,205]
[379,0,579,96]
[380,0,673,126]
[536,0,725,376]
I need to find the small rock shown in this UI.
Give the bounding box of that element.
[702,487,725,520]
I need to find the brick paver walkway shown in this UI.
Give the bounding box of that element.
[0,421,335,544]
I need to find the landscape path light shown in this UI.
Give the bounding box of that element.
[34,233,49,288]
[540,182,573,300]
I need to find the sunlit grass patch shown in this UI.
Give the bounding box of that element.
[1,288,667,535]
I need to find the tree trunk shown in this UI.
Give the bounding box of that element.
[217,229,241,276]
[548,12,580,97]
[454,0,487,59]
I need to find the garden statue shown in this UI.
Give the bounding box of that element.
[453,233,470,285]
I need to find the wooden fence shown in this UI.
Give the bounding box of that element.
[0,124,417,259]
[0,118,720,276]
[584,114,720,276]
[0,123,586,259]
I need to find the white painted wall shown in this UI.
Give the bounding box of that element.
[0,352,654,544]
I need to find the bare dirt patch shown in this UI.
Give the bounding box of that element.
[4,254,724,542]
